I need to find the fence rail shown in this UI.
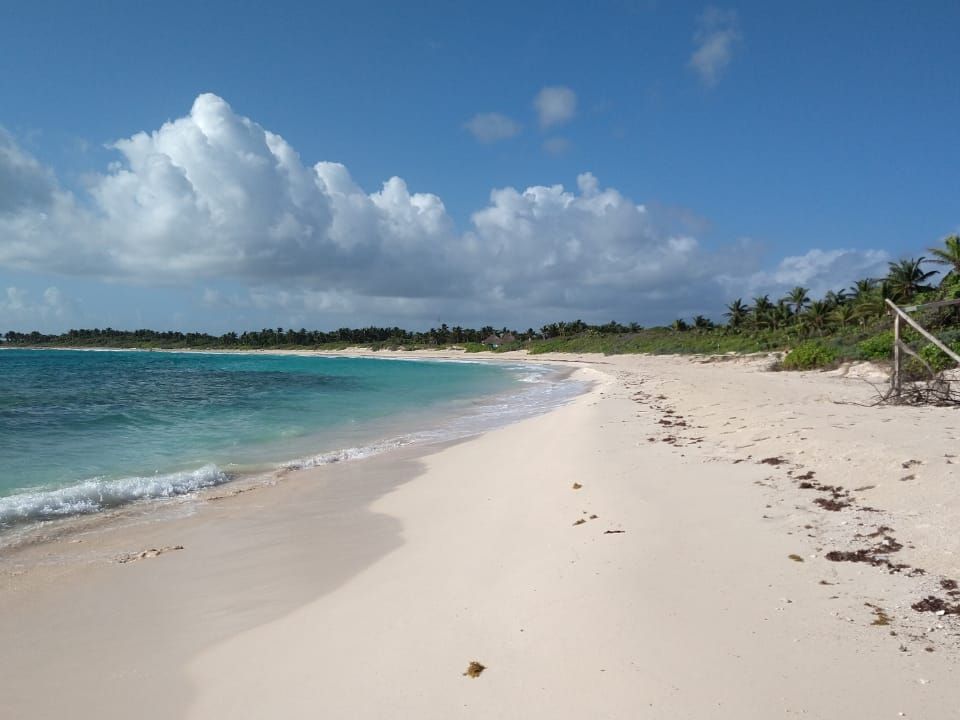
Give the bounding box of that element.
[885,298,960,397]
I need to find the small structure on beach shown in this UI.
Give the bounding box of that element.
[482,333,517,348]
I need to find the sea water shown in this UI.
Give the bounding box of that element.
[0,349,581,530]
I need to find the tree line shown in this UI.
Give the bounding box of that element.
[4,235,959,351]
[712,236,960,336]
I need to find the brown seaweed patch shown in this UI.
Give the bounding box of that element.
[911,597,960,615]
[824,533,910,574]
[761,457,786,466]
[865,603,893,626]
[814,497,851,511]
[463,661,486,678]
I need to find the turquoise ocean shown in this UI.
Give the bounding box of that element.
[0,349,581,533]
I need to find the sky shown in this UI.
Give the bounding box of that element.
[1,0,958,333]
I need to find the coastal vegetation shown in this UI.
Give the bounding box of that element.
[5,236,960,372]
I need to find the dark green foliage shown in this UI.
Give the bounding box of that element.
[857,331,894,361]
[916,342,960,374]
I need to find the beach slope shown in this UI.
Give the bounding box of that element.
[186,356,960,718]
[2,354,958,719]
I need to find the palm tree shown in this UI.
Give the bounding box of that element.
[771,300,793,330]
[785,286,810,315]
[852,280,893,321]
[927,234,960,280]
[849,278,877,301]
[886,257,937,303]
[802,300,832,336]
[724,298,749,329]
[823,288,848,308]
[831,303,855,330]
[692,315,713,331]
[671,318,689,332]
[751,295,774,329]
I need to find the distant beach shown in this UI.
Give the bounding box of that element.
[1,349,958,718]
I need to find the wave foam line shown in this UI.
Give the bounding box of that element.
[282,438,413,470]
[0,464,229,527]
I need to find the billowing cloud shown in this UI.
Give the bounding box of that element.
[0,95,465,296]
[463,112,521,143]
[0,94,889,328]
[534,86,577,129]
[688,7,741,87]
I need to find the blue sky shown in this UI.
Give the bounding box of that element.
[1,0,958,332]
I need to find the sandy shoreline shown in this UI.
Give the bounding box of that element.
[2,350,959,718]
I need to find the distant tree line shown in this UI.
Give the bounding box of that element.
[4,236,959,352]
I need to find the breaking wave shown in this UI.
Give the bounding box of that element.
[0,464,230,528]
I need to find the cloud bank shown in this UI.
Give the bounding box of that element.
[0,94,886,328]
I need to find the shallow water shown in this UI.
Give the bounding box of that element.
[0,349,580,528]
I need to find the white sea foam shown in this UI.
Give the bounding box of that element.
[282,440,408,470]
[0,360,586,532]
[0,464,229,527]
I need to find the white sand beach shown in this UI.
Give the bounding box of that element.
[2,351,959,719]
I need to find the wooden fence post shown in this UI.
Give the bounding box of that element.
[893,312,901,398]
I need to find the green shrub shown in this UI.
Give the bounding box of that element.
[857,331,894,361]
[781,342,839,370]
[916,342,960,373]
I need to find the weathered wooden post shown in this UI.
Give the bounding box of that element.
[892,311,901,399]
[885,298,960,402]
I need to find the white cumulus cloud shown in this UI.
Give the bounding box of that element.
[534,86,577,129]
[463,112,521,143]
[0,94,891,328]
[688,7,741,87]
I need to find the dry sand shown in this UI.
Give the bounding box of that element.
[1,351,959,719]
